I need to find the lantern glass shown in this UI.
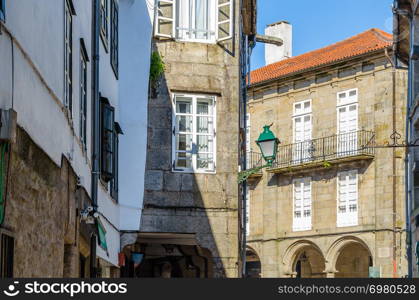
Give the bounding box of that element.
[255,125,279,165]
[258,139,276,160]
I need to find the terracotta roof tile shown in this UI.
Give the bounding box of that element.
[250,28,392,85]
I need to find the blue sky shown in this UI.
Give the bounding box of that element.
[251,0,394,70]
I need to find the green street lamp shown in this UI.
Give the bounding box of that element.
[238,124,280,184]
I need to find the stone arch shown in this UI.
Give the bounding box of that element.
[245,246,262,278]
[325,236,373,277]
[282,240,326,278]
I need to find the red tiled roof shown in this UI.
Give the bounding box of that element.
[250,28,392,85]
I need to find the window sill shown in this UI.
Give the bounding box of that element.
[336,223,358,228]
[176,38,217,45]
[172,169,216,175]
[292,227,312,232]
[155,36,217,45]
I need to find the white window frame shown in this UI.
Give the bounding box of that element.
[154,0,233,44]
[155,0,176,39]
[292,100,312,163]
[337,88,358,107]
[293,99,312,117]
[336,170,358,227]
[337,89,358,155]
[176,0,217,43]
[292,177,312,232]
[79,47,88,150]
[64,0,73,116]
[172,93,217,174]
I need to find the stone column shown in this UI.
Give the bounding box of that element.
[63,244,79,278]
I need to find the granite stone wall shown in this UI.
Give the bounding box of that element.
[140,4,241,277]
[246,54,408,278]
[2,126,91,277]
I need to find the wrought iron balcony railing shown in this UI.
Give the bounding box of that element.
[268,130,375,173]
[246,151,264,177]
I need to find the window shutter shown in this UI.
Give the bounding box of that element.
[101,99,115,182]
[216,0,233,42]
[0,0,5,22]
[155,0,175,39]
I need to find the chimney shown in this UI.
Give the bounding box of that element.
[265,21,292,65]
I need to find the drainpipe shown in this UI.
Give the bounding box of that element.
[90,0,100,278]
[387,45,398,277]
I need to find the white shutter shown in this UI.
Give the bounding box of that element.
[338,104,358,154]
[293,113,312,162]
[337,171,358,227]
[293,178,311,231]
[155,0,175,38]
[216,0,233,42]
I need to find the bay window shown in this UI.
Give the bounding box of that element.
[155,0,233,43]
[173,94,216,173]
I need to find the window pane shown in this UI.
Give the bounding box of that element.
[195,0,209,39]
[176,99,192,113]
[176,134,193,151]
[197,116,213,133]
[176,152,192,169]
[197,98,213,114]
[197,153,213,169]
[197,135,213,153]
[177,115,192,132]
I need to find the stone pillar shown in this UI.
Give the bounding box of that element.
[63,244,79,278]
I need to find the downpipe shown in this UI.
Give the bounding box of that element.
[90,0,100,278]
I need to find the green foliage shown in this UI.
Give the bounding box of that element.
[323,161,332,168]
[149,51,165,85]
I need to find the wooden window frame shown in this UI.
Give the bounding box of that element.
[79,40,89,150]
[336,170,359,227]
[172,93,217,174]
[64,0,74,116]
[100,0,109,50]
[110,0,119,78]
[154,0,233,44]
[292,177,312,232]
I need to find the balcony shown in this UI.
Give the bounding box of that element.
[267,130,375,174]
[246,151,264,178]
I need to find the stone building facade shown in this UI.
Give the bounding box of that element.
[246,29,408,278]
[0,0,151,278]
[121,0,256,278]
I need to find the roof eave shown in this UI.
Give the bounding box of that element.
[248,46,392,89]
